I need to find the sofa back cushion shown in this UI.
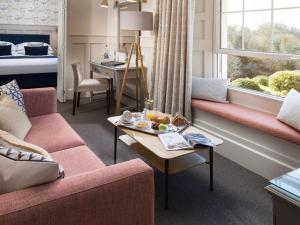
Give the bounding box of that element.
[0,130,50,157]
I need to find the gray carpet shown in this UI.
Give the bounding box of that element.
[58,98,273,225]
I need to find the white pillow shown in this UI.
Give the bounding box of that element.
[277,89,300,131]
[192,77,229,103]
[28,42,44,47]
[0,147,64,194]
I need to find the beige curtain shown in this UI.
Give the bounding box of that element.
[151,0,195,120]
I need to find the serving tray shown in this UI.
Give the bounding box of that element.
[116,120,189,136]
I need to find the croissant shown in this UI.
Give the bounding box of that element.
[151,114,170,124]
[171,115,189,126]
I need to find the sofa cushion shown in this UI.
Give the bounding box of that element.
[0,130,50,157]
[192,99,300,145]
[25,113,85,153]
[51,145,105,177]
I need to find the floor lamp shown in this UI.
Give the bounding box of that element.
[115,11,153,114]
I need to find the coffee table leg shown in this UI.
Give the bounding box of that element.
[209,147,214,191]
[164,159,169,210]
[114,126,118,164]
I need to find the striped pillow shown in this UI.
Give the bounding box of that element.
[0,147,64,194]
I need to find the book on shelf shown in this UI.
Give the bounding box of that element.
[158,132,215,151]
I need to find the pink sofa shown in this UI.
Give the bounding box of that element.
[0,88,154,225]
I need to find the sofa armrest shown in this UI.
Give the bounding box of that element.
[0,159,154,225]
[21,88,57,117]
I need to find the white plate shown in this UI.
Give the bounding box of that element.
[120,117,135,124]
[134,120,152,129]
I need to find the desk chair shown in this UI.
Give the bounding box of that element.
[71,61,110,115]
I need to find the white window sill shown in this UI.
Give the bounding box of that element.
[228,86,284,115]
[228,86,284,103]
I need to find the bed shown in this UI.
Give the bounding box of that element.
[0,34,57,89]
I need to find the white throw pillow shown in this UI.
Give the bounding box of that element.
[192,77,229,103]
[0,147,64,194]
[28,42,44,47]
[0,92,32,140]
[277,89,300,131]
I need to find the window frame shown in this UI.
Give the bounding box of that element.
[213,0,300,105]
[214,0,300,61]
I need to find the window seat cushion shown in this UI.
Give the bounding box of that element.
[192,99,300,145]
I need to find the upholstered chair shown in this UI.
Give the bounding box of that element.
[71,61,110,115]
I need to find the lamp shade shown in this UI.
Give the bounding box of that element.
[120,11,153,31]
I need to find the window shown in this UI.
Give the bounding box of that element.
[217,0,300,97]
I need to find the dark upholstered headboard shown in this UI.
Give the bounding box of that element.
[0,34,50,44]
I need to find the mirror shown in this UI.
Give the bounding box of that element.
[117,1,139,55]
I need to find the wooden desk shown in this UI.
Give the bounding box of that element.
[89,61,144,110]
[108,116,223,209]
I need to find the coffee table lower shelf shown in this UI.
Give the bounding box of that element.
[119,135,207,174]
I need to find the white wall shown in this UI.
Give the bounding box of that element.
[66,0,108,99]
[67,0,107,35]
[193,0,215,77]
[140,0,157,91]
[65,0,136,99]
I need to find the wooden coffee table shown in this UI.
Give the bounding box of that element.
[108,116,223,209]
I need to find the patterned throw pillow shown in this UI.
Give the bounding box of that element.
[0,80,26,112]
[0,147,64,194]
[0,93,31,140]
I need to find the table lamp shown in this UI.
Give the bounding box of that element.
[115,11,153,114]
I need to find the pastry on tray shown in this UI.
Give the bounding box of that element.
[150,114,170,124]
[171,114,189,126]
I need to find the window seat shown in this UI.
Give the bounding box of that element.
[192,99,300,145]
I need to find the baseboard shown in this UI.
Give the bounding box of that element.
[193,110,300,180]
